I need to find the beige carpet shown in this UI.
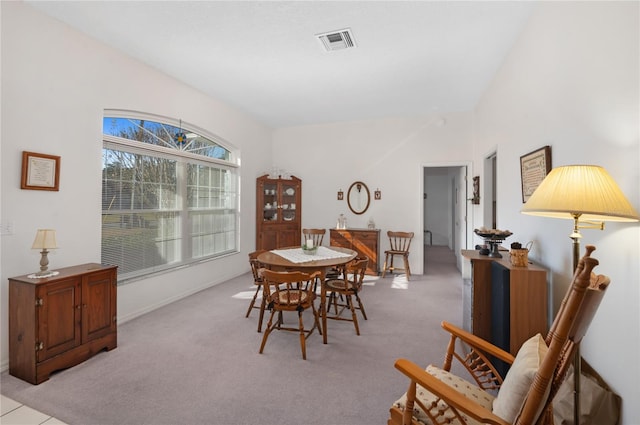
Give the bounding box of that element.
[1,247,463,425]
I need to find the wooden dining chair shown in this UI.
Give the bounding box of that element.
[302,228,326,247]
[321,256,369,344]
[259,269,322,360]
[382,231,414,280]
[303,228,340,284]
[246,250,267,332]
[388,245,611,425]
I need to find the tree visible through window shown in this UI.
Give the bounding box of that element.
[102,113,239,281]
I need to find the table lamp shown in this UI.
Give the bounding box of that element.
[521,164,639,424]
[32,229,58,277]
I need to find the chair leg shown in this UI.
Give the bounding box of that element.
[382,253,389,278]
[311,300,321,336]
[355,292,367,320]
[404,254,411,280]
[298,310,306,360]
[327,292,340,314]
[259,310,277,354]
[257,297,266,332]
[321,291,329,344]
[245,285,261,318]
[347,295,360,336]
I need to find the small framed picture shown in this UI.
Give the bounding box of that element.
[21,151,60,191]
[374,189,381,200]
[520,146,551,203]
[471,176,480,204]
[337,190,344,200]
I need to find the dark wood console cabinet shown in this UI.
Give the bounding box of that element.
[330,228,380,275]
[461,250,547,357]
[9,263,118,384]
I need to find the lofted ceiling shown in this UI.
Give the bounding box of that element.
[26,1,535,129]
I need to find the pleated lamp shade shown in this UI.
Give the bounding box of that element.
[522,165,639,222]
[32,229,58,250]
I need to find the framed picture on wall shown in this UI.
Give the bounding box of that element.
[471,176,480,204]
[520,146,551,202]
[21,151,60,191]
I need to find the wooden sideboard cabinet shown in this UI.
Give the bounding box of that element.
[9,263,118,384]
[256,174,301,251]
[330,228,380,275]
[461,250,547,357]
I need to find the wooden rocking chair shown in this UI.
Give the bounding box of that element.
[388,245,610,425]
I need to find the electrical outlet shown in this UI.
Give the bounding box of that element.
[0,221,14,235]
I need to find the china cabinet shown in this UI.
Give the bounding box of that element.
[9,263,118,384]
[256,174,301,251]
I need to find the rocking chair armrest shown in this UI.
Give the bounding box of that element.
[394,359,510,425]
[441,321,515,364]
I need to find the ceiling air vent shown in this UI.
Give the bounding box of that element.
[316,28,356,52]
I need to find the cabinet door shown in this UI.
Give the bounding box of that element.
[491,262,510,352]
[280,181,298,224]
[278,225,299,248]
[261,181,279,223]
[352,231,378,273]
[470,260,492,342]
[329,229,350,248]
[491,262,511,378]
[37,278,82,362]
[260,228,279,251]
[82,269,117,342]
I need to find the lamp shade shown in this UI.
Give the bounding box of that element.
[32,229,58,249]
[521,165,639,222]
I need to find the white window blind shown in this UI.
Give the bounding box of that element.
[102,113,239,281]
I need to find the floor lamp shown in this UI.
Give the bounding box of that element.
[521,165,639,424]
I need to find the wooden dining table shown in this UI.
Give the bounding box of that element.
[257,246,357,343]
[257,245,357,276]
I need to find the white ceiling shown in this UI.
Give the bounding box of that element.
[26,1,535,129]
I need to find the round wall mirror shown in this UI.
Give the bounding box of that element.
[347,181,370,215]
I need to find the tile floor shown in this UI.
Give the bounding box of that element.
[1,395,66,425]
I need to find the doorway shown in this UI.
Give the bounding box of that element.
[423,164,471,271]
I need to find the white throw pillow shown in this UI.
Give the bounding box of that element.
[492,333,548,422]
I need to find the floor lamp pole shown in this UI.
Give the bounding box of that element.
[570,215,582,425]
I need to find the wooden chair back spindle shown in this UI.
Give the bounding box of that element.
[302,228,326,247]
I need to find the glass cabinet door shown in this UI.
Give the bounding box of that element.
[280,182,297,223]
[262,182,278,222]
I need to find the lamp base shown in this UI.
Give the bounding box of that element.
[487,240,504,258]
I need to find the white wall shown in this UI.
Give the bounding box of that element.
[425,171,451,246]
[272,112,476,275]
[0,2,272,369]
[473,2,639,422]
[2,2,638,422]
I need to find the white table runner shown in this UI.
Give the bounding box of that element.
[271,246,352,264]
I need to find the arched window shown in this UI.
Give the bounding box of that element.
[102,111,239,281]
